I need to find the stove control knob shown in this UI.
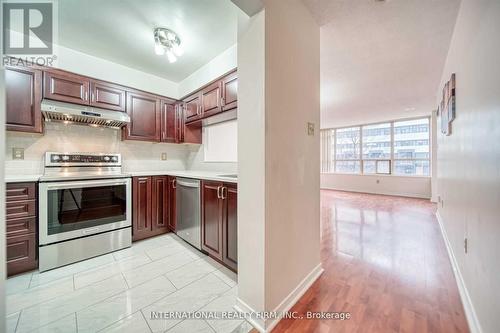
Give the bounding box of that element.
[52,155,60,161]
[111,156,118,162]
[62,155,70,161]
[104,156,110,161]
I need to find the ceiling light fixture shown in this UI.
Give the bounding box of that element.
[154,27,183,63]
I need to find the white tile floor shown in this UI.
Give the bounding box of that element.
[6,233,253,333]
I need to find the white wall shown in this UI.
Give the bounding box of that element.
[321,174,431,199]
[236,8,266,317]
[178,44,237,98]
[5,124,188,175]
[0,66,7,333]
[264,0,321,315]
[236,1,321,331]
[436,1,500,332]
[54,45,179,98]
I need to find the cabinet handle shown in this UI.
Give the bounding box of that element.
[220,96,225,106]
[217,186,221,199]
[172,179,176,189]
[221,186,227,199]
[84,91,88,101]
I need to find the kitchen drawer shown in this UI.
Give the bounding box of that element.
[6,200,36,219]
[6,182,36,201]
[7,233,37,276]
[6,216,36,236]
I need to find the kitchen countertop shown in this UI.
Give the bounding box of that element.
[5,171,237,183]
[5,174,42,183]
[127,170,238,183]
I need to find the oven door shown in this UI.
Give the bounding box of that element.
[39,178,131,245]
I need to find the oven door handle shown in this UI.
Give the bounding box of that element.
[42,178,130,190]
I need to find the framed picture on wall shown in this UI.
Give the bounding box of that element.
[448,73,456,123]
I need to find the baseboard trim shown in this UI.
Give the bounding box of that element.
[436,211,482,333]
[234,263,324,332]
[320,186,431,199]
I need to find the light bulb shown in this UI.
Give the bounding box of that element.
[155,43,165,55]
[172,44,184,57]
[166,50,177,63]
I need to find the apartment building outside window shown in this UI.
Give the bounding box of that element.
[320,117,430,176]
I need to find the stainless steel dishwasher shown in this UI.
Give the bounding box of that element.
[176,178,201,250]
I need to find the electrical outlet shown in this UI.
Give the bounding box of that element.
[464,237,468,254]
[12,148,24,160]
[161,152,167,160]
[307,122,315,136]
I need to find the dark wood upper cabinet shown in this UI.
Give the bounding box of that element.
[90,80,126,112]
[175,103,185,143]
[123,91,161,142]
[5,66,43,133]
[201,81,222,117]
[183,92,201,123]
[43,70,90,105]
[168,176,177,232]
[161,100,177,143]
[222,183,238,271]
[151,176,169,234]
[201,181,224,261]
[221,71,238,111]
[132,176,152,242]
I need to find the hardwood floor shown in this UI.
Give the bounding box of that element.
[270,190,469,333]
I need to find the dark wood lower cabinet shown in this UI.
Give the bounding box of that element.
[167,177,177,232]
[132,176,171,241]
[151,176,170,236]
[222,183,238,271]
[132,176,152,241]
[201,181,237,272]
[6,182,38,276]
[201,181,224,261]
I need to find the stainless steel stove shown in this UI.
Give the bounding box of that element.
[38,152,132,272]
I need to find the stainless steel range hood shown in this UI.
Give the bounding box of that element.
[41,100,130,128]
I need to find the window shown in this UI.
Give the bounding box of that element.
[320,117,430,176]
[335,127,360,173]
[393,118,430,176]
[362,122,391,174]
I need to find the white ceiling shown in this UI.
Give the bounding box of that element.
[58,0,239,82]
[302,0,461,128]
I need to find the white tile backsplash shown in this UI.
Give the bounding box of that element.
[6,122,237,177]
[5,123,187,175]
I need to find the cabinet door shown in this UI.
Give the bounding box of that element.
[90,80,126,111]
[132,177,152,241]
[167,177,177,231]
[201,181,223,260]
[183,92,201,123]
[221,71,238,111]
[151,176,169,235]
[201,81,222,117]
[222,183,238,272]
[123,91,161,142]
[5,66,43,133]
[175,103,185,143]
[43,70,90,105]
[161,100,177,143]
[7,233,37,276]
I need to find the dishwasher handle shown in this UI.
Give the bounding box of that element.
[176,179,200,188]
